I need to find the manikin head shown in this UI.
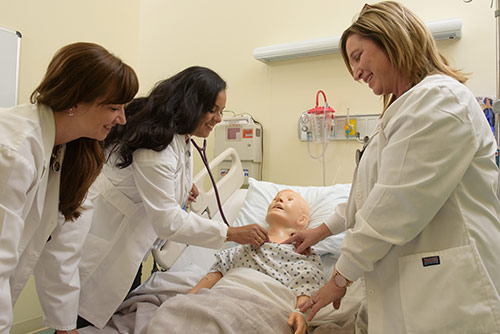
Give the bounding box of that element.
[265,189,310,234]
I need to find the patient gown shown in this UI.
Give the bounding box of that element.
[210,242,325,296]
[143,243,326,334]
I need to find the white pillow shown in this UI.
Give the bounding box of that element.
[232,178,351,230]
[228,178,351,276]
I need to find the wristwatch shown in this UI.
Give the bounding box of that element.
[333,271,352,288]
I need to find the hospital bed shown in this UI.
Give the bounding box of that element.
[153,147,349,277]
[80,148,364,334]
[145,148,364,333]
[151,147,246,271]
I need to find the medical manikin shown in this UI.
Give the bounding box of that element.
[144,189,325,334]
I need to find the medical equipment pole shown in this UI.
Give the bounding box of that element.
[322,103,328,186]
[492,0,500,165]
[464,0,500,160]
[496,0,500,146]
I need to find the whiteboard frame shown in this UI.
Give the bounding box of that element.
[0,25,21,107]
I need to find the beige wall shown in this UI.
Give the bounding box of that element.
[1,0,496,332]
[136,0,496,186]
[0,1,141,332]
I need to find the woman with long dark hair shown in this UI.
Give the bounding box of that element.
[71,66,269,329]
[0,42,138,334]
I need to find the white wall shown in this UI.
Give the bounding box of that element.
[0,0,496,332]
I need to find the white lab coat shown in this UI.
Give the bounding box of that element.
[73,134,228,328]
[326,75,500,333]
[0,104,78,333]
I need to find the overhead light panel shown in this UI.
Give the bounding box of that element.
[253,36,341,63]
[426,18,462,41]
[253,18,462,63]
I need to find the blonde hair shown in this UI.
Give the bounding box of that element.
[340,1,468,110]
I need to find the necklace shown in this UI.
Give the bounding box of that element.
[51,145,63,173]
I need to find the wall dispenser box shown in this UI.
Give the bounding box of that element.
[214,115,262,185]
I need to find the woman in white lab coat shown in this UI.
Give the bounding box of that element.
[0,42,138,334]
[285,2,500,333]
[72,66,269,329]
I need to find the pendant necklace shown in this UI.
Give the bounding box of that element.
[51,145,63,173]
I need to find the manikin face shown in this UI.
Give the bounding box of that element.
[73,101,127,141]
[345,34,407,98]
[266,189,309,228]
[191,90,226,138]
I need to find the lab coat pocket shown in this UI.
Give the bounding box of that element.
[79,202,130,281]
[398,245,499,333]
[79,233,114,282]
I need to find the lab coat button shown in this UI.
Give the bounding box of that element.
[367,289,375,296]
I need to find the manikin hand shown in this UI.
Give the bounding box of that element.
[288,311,307,334]
[226,225,269,248]
[188,184,199,202]
[298,279,347,321]
[281,223,332,254]
[188,271,222,294]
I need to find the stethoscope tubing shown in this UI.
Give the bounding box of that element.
[191,138,230,227]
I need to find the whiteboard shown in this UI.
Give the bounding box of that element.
[0,26,21,108]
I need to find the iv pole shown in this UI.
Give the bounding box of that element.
[495,0,500,146]
[466,0,500,198]
[475,0,500,160]
[489,0,500,147]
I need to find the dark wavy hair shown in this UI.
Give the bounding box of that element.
[105,66,226,168]
[31,42,139,221]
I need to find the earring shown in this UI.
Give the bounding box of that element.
[68,108,74,117]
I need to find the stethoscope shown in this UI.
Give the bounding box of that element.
[355,124,380,166]
[355,136,370,166]
[191,138,230,227]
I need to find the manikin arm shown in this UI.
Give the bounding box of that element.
[288,294,310,334]
[188,271,223,294]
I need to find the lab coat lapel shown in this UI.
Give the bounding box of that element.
[17,105,56,252]
[11,149,63,303]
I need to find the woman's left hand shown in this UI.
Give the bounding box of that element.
[298,279,346,321]
[281,223,332,255]
[188,184,199,202]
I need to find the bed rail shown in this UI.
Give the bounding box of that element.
[190,147,244,218]
[152,147,244,271]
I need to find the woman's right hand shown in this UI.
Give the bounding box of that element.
[281,223,332,254]
[226,225,269,248]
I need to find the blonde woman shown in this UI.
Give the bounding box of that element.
[286,2,500,332]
